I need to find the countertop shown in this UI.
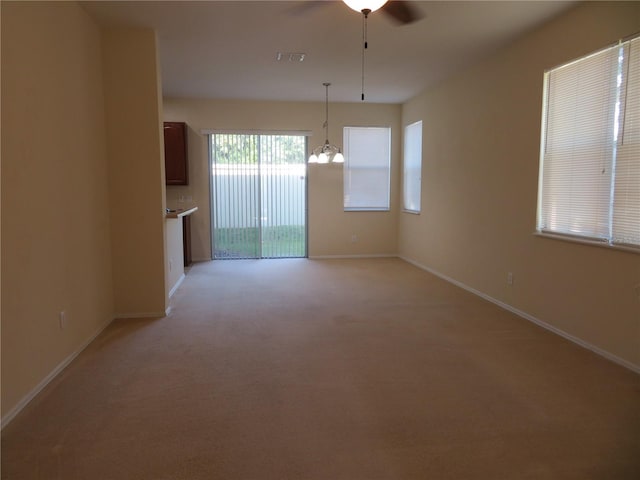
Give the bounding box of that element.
[165,206,198,218]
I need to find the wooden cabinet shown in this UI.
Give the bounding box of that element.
[164,122,188,185]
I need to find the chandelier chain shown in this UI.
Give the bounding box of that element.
[308,83,344,164]
[324,82,330,140]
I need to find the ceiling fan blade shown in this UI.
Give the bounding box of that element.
[381,1,423,25]
[288,0,330,17]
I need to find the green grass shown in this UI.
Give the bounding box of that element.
[213,225,305,259]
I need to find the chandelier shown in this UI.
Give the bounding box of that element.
[308,83,344,164]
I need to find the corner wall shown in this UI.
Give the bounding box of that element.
[399,1,640,369]
[1,2,114,419]
[102,29,168,317]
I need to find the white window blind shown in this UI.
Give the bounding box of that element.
[613,39,640,247]
[343,126,391,211]
[538,36,640,249]
[403,121,422,213]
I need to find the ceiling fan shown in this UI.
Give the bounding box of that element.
[342,2,423,100]
[293,1,424,101]
[343,0,423,25]
[291,1,423,25]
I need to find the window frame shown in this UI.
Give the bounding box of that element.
[536,36,640,253]
[402,120,423,214]
[343,126,392,212]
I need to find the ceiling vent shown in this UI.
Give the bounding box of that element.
[276,52,306,62]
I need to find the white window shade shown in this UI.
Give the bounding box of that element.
[613,38,640,247]
[403,121,422,213]
[539,45,619,241]
[538,36,640,250]
[344,126,391,211]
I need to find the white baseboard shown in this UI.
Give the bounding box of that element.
[400,255,640,375]
[168,273,186,298]
[309,253,398,260]
[1,316,114,430]
[113,311,167,319]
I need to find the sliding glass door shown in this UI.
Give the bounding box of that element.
[210,133,307,259]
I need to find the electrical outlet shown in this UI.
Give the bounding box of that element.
[507,272,514,286]
[351,234,358,243]
[169,260,173,272]
[59,311,67,330]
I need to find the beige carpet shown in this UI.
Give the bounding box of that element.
[2,258,639,479]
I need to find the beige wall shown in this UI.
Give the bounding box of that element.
[1,4,168,422]
[1,2,114,417]
[400,1,640,369]
[163,98,401,259]
[102,29,168,316]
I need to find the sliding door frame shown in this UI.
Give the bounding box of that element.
[207,131,309,260]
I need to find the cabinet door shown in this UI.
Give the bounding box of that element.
[164,122,188,185]
[182,214,192,267]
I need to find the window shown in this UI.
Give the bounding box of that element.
[537,36,640,249]
[403,121,422,213]
[343,126,391,211]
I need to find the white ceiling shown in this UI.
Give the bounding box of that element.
[82,0,576,103]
